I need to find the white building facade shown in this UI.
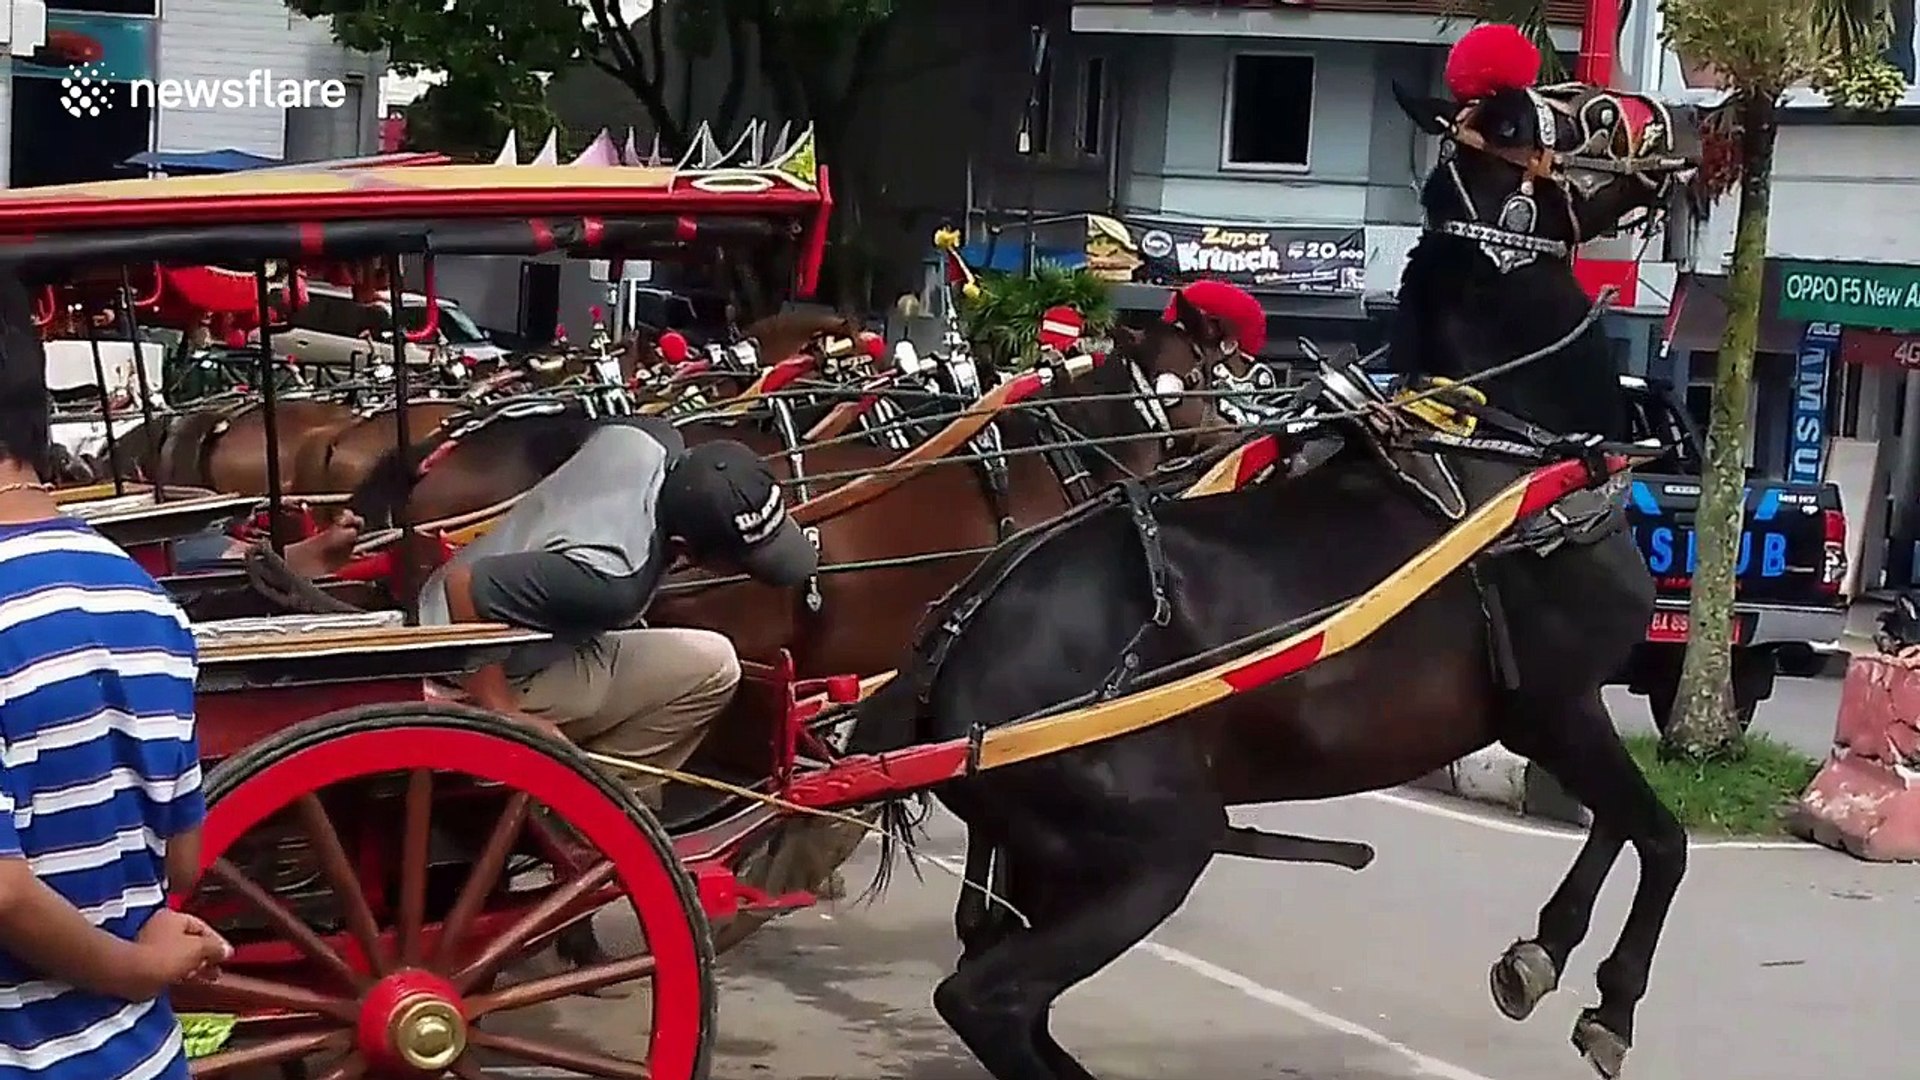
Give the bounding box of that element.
[0,0,380,188]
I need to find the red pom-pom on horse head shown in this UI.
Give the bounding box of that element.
[1445,24,1541,101]
[1162,280,1268,356]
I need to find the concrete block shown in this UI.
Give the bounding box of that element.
[1790,653,1920,861]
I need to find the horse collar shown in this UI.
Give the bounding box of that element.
[1436,220,1569,273]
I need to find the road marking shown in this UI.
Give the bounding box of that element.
[1137,942,1503,1080]
[1359,790,1813,850]
[923,854,1499,1080]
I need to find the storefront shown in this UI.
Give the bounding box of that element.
[1771,257,1920,589]
[7,1,155,187]
[1088,213,1375,368]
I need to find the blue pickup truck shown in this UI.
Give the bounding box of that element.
[1617,374,1849,730]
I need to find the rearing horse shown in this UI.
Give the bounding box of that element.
[841,28,1700,1080]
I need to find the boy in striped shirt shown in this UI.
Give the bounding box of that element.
[0,295,231,1080]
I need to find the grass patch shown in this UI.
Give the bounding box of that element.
[1621,733,1820,837]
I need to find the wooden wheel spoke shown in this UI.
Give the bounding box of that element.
[452,859,617,994]
[395,769,434,967]
[203,858,365,991]
[187,970,357,1023]
[469,954,656,1017]
[527,808,591,876]
[192,1030,350,1077]
[448,1058,489,1079]
[432,790,532,969]
[468,1028,651,1080]
[294,793,387,976]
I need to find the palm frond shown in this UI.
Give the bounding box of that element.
[1811,0,1894,63]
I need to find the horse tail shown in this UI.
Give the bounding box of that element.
[843,676,931,905]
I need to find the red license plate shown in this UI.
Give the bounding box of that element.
[1646,610,1747,644]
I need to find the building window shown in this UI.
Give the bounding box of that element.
[46,0,158,15]
[1076,56,1107,157]
[1020,53,1053,156]
[1223,54,1313,170]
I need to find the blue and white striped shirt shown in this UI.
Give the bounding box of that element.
[0,518,203,1080]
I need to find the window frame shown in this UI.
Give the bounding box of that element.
[1075,54,1109,159]
[1219,50,1316,174]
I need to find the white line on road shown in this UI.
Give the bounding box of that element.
[1358,791,1812,849]
[923,854,1501,1080]
[1138,942,1503,1080]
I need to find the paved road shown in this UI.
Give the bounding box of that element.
[1604,676,1839,757]
[504,787,1914,1080]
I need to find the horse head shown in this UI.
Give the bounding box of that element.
[1392,28,1699,261]
[1387,25,1701,438]
[1090,287,1247,468]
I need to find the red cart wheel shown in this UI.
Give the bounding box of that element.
[175,703,715,1079]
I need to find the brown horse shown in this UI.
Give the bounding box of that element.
[292,399,468,494]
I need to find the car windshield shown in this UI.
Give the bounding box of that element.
[401,302,488,345]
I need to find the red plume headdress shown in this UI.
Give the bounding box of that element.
[1162,279,1267,356]
[1444,24,1541,101]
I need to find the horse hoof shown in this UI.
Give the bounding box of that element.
[1489,940,1558,1021]
[1571,1011,1630,1079]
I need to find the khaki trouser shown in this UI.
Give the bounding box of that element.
[512,628,741,808]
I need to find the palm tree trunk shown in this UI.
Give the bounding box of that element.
[1667,88,1779,761]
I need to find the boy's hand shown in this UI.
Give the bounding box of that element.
[127,909,232,999]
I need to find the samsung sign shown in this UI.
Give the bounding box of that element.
[1790,322,1840,485]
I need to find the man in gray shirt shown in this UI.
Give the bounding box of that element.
[417,416,817,807]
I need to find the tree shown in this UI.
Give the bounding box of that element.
[1476,0,1900,761]
[400,73,563,159]
[288,0,939,307]
[1658,2,1901,761]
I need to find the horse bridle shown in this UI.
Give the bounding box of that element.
[1434,84,1692,273]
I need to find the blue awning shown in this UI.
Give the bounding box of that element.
[122,149,283,174]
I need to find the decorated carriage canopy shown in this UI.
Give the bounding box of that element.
[0,122,831,294]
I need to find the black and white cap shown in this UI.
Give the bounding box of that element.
[658,440,818,587]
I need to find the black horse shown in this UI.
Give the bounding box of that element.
[844,76,1701,1080]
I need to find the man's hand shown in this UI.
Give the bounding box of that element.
[127,909,232,1000]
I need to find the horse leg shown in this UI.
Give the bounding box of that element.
[933,780,1218,1080]
[955,834,1012,964]
[1497,691,1686,1079]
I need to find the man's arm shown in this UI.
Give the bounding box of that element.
[442,553,647,721]
[0,775,155,999]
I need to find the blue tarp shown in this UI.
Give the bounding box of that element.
[926,242,1086,273]
[122,149,283,174]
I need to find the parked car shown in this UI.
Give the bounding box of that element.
[261,283,507,368]
[1616,373,1849,731]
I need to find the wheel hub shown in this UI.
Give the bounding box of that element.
[357,970,469,1074]
[390,995,465,1071]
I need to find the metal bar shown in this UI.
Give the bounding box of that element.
[386,254,416,618]
[254,265,287,553]
[80,306,126,498]
[118,268,162,499]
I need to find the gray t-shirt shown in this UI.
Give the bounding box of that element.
[416,417,686,676]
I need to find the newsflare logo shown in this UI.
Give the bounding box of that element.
[59,65,350,119]
[59,64,113,119]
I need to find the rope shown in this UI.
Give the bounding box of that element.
[583,751,1030,928]
[241,544,363,615]
[660,544,1001,594]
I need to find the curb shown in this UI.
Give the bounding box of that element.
[1413,746,1592,828]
